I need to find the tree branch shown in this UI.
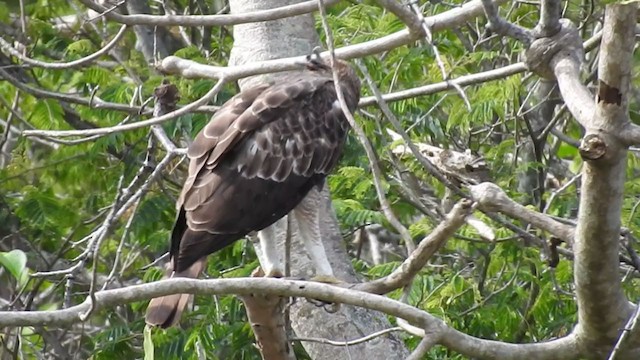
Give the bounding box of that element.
[571,4,637,351]
[239,268,294,360]
[480,0,533,45]
[79,0,339,27]
[292,327,403,347]
[469,182,574,244]
[355,200,472,294]
[0,277,579,359]
[535,0,562,37]
[18,0,504,141]
[0,25,128,69]
[22,78,226,138]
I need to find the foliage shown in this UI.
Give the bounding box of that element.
[1,0,639,359]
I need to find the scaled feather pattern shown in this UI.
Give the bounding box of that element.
[145,58,361,328]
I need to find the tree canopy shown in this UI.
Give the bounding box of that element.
[2,0,640,359]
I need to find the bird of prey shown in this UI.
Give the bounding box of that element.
[145,54,361,328]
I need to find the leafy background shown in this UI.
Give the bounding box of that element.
[1,0,636,359]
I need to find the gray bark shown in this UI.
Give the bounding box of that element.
[228,0,409,358]
[572,5,637,358]
[125,0,182,62]
[517,80,557,208]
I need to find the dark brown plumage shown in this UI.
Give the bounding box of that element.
[145,56,361,328]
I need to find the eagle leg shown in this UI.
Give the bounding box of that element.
[294,189,336,282]
[257,217,285,278]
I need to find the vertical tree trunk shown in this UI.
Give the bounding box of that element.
[228,1,409,358]
[517,80,557,209]
[573,4,636,357]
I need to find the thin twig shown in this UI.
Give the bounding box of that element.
[23,78,227,138]
[608,302,640,360]
[406,336,439,360]
[0,25,128,69]
[317,0,416,252]
[293,327,403,346]
[79,0,340,27]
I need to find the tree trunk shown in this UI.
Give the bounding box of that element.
[228,0,409,358]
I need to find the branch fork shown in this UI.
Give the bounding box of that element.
[524,19,584,81]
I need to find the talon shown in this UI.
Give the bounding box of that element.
[265,269,284,278]
[253,266,284,278]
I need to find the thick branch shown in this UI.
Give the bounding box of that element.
[469,183,574,244]
[0,277,579,359]
[441,326,580,360]
[535,0,562,37]
[572,4,637,353]
[551,51,593,128]
[239,268,294,360]
[526,20,593,127]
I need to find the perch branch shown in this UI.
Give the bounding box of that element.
[0,277,579,359]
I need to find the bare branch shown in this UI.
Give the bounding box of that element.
[0,277,579,359]
[407,336,439,360]
[359,62,526,106]
[572,3,638,344]
[469,182,574,244]
[355,200,472,294]
[318,0,416,253]
[536,0,562,37]
[293,327,403,347]
[0,66,149,114]
[79,0,339,27]
[440,325,580,360]
[159,0,504,77]
[480,0,533,45]
[525,20,593,128]
[608,304,640,359]
[0,25,128,69]
[374,0,423,35]
[16,0,502,142]
[22,78,226,138]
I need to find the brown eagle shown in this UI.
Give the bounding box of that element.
[145,55,361,328]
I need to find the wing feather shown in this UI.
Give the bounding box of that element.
[172,70,359,273]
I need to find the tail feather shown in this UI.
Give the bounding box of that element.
[145,257,206,328]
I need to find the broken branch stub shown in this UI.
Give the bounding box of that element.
[578,134,607,161]
[524,19,584,80]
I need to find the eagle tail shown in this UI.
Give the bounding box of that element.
[145,257,206,328]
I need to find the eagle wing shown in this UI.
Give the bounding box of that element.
[170,74,351,272]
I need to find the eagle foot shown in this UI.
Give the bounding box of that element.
[252,266,283,278]
[306,298,341,313]
[265,269,284,278]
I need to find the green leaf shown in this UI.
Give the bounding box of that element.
[30,99,64,130]
[0,249,28,286]
[66,39,94,56]
[0,2,10,22]
[144,325,154,360]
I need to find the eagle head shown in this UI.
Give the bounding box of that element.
[303,48,361,107]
